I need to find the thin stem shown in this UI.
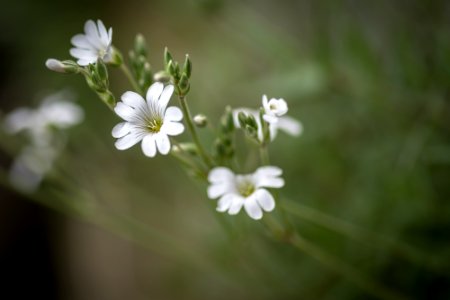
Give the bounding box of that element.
[120,63,142,94]
[283,200,443,272]
[178,95,213,168]
[289,233,408,300]
[259,145,270,165]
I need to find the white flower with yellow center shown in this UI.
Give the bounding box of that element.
[207,166,285,220]
[112,82,184,157]
[262,95,288,123]
[70,19,113,66]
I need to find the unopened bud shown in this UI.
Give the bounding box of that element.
[183,54,192,78]
[110,47,123,66]
[193,114,207,127]
[96,58,108,82]
[164,47,173,67]
[45,59,79,74]
[153,70,171,83]
[134,34,147,57]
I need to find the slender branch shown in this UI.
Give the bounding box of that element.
[283,200,444,272]
[120,63,142,94]
[178,95,213,168]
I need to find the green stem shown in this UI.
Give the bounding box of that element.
[120,63,142,94]
[283,200,443,272]
[178,95,213,168]
[259,146,270,165]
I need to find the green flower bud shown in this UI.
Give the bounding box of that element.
[183,54,192,78]
[110,47,123,66]
[134,34,147,57]
[179,73,189,92]
[164,47,173,67]
[238,111,248,128]
[96,58,108,82]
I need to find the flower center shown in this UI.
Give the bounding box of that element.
[237,179,255,197]
[146,118,163,133]
[269,103,277,110]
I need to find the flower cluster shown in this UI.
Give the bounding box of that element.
[43,19,303,220]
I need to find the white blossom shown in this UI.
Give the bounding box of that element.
[207,166,285,220]
[70,19,113,66]
[233,108,302,142]
[262,94,288,123]
[4,92,84,146]
[112,82,184,157]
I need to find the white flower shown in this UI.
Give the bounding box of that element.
[233,108,302,142]
[112,82,184,157]
[4,92,84,147]
[262,95,288,123]
[70,19,113,66]
[207,166,285,220]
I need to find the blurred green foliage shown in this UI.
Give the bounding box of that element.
[0,0,449,299]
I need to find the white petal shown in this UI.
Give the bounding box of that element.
[114,102,135,122]
[77,58,95,66]
[164,106,183,122]
[84,20,97,38]
[121,91,145,109]
[277,116,303,136]
[262,94,269,109]
[276,99,288,115]
[146,82,164,104]
[228,196,245,215]
[256,166,283,177]
[254,188,275,212]
[112,122,131,138]
[216,194,234,212]
[97,20,109,45]
[161,121,184,136]
[70,48,97,60]
[207,182,231,199]
[155,133,171,155]
[108,28,113,41]
[263,114,278,124]
[115,132,142,150]
[208,167,234,183]
[71,34,92,49]
[141,134,157,157]
[4,108,33,133]
[158,85,174,110]
[257,177,285,189]
[244,196,263,220]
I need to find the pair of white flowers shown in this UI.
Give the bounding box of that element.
[112,82,293,220]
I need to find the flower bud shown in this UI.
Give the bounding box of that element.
[96,58,108,82]
[164,47,173,67]
[193,114,207,127]
[134,34,147,57]
[110,47,123,66]
[153,71,171,83]
[45,59,79,74]
[183,54,192,78]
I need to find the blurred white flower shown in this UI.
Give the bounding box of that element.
[262,95,288,123]
[4,92,84,146]
[233,108,302,142]
[112,82,184,157]
[207,166,285,220]
[70,19,113,66]
[3,91,83,192]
